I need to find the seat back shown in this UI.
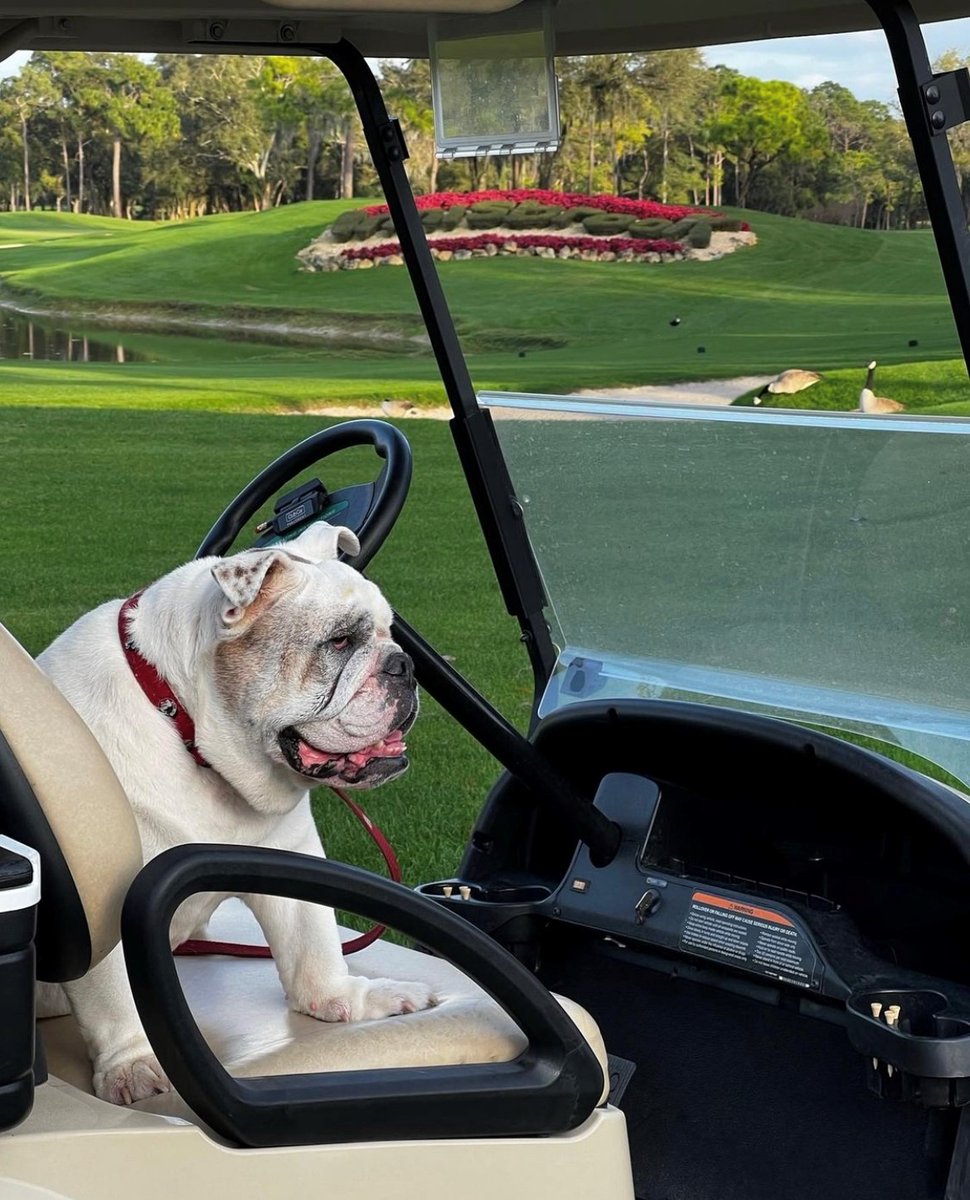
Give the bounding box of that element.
[0,623,142,981]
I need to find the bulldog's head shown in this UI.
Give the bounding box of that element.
[210,523,416,790]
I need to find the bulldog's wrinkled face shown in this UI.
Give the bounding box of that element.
[210,524,417,790]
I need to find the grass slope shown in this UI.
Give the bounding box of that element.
[0,206,965,404]
[735,357,970,413]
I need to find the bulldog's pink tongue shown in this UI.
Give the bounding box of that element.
[298,741,334,769]
[347,730,406,766]
[298,729,405,771]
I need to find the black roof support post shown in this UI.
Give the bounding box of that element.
[323,40,557,705]
[869,0,970,376]
[314,43,622,865]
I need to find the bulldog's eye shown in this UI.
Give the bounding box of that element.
[328,635,350,651]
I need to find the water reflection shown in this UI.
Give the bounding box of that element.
[0,309,149,363]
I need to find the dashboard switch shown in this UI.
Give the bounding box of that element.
[635,888,662,923]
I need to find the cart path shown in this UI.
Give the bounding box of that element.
[293,376,771,420]
[574,375,772,405]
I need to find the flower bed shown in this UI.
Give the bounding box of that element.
[338,231,684,269]
[297,189,756,272]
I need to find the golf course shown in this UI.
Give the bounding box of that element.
[2,202,969,886]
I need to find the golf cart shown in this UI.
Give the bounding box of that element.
[4,2,970,1199]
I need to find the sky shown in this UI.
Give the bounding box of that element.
[1,17,969,104]
[704,17,970,104]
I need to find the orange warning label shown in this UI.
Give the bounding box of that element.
[692,892,795,928]
[680,891,819,988]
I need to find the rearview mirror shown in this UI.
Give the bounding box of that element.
[429,6,560,159]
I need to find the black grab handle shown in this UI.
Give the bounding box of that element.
[196,420,411,571]
[122,845,604,1148]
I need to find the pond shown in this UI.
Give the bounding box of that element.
[0,308,151,363]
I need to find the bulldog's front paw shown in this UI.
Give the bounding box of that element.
[295,975,437,1023]
[94,1053,171,1106]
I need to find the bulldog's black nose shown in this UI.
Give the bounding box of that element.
[383,651,414,683]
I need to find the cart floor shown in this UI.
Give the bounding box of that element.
[542,942,956,1200]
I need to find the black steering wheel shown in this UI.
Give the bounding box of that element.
[196,419,412,571]
[196,415,621,866]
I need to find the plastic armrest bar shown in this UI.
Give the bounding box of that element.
[121,844,604,1148]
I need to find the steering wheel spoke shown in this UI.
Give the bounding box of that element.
[196,419,412,571]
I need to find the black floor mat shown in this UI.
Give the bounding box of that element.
[543,945,956,1200]
[606,1053,637,1107]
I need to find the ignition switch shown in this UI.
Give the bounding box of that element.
[635,889,662,923]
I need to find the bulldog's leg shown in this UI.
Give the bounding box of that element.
[244,803,436,1022]
[244,889,436,1022]
[35,980,72,1018]
[61,941,170,1105]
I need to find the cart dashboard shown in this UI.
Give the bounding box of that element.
[439,700,970,1010]
[554,768,970,1002]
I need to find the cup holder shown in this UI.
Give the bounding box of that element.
[847,989,970,1107]
[417,880,552,905]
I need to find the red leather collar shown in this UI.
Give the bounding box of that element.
[118,590,211,768]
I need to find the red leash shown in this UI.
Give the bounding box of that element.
[174,788,402,958]
[119,591,401,958]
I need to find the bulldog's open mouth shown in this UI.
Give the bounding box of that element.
[278,725,407,784]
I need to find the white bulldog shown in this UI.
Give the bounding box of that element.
[37,522,434,1106]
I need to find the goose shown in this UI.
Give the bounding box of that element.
[753,369,822,405]
[859,360,904,413]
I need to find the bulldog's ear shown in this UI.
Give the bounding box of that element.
[211,550,293,626]
[285,521,360,563]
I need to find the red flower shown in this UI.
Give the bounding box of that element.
[338,230,685,264]
[361,188,716,222]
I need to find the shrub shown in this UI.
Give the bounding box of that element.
[710,216,745,232]
[353,213,387,240]
[466,205,512,229]
[667,217,699,239]
[505,206,560,229]
[512,201,561,214]
[552,206,602,228]
[582,212,633,236]
[628,218,675,238]
[559,205,601,225]
[441,205,467,230]
[421,208,444,230]
[329,210,361,242]
[687,221,712,249]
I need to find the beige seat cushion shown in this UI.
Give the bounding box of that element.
[41,899,609,1124]
[0,624,143,973]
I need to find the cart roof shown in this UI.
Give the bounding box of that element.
[6,0,970,58]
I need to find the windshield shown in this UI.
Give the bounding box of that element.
[483,392,970,788]
[401,19,970,786]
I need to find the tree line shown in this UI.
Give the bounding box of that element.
[0,48,960,228]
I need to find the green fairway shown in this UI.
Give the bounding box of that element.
[0,205,967,404]
[0,406,529,886]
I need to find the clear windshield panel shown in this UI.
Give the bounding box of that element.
[482,392,970,788]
